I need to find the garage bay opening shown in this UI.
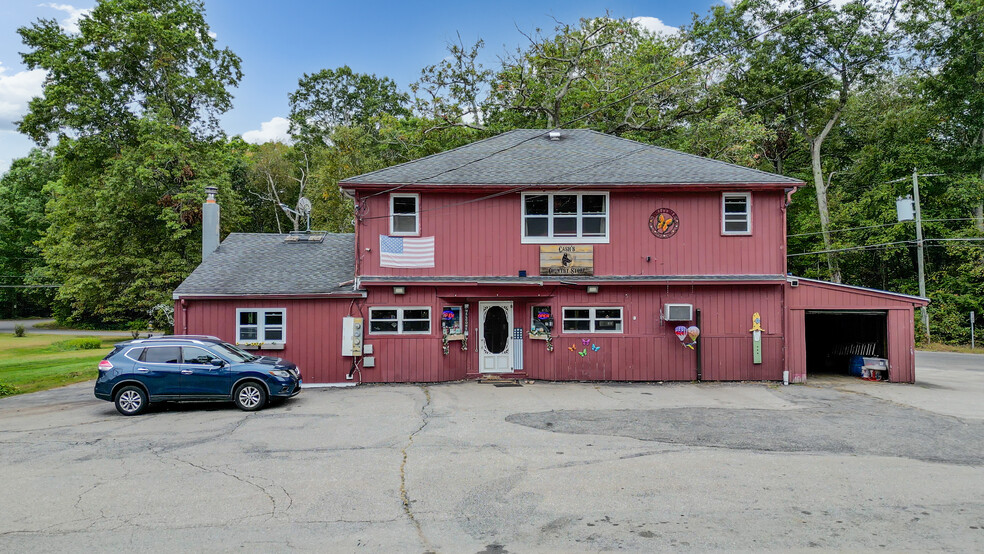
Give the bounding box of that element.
[805,311,888,378]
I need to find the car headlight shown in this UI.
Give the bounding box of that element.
[269,370,291,378]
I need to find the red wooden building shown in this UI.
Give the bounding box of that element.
[174,130,928,384]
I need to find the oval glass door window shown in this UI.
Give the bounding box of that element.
[484,306,508,354]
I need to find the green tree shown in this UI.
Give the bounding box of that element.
[0,150,60,317]
[42,120,245,324]
[288,66,410,147]
[906,0,984,233]
[17,0,242,146]
[692,0,900,282]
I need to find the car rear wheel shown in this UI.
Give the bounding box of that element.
[233,382,266,411]
[115,385,148,416]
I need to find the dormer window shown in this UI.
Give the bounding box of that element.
[722,192,751,235]
[390,193,419,236]
[522,192,609,244]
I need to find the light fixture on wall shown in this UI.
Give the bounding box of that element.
[586,285,600,294]
[393,286,406,295]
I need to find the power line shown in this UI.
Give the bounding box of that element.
[787,217,981,238]
[788,237,984,256]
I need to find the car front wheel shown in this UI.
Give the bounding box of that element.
[233,382,266,411]
[115,385,148,416]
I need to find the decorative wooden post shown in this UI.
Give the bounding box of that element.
[749,312,763,365]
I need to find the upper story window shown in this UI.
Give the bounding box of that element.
[237,308,286,345]
[390,193,419,236]
[522,192,609,244]
[722,192,752,235]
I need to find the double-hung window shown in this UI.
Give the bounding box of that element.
[722,192,752,235]
[369,307,431,334]
[562,307,623,333]
[522,192,608,243]
[236,308,286,345]
[390,193,419,236]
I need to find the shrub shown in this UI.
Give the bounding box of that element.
[13,324,25,337]
[49,337,103,351]
[0,383,16,397]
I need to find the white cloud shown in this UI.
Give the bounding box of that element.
[242,116,292,144]
[208,31,217,39]
[39,3,92,34]
[631,16,679,36]
[0,62,46,131]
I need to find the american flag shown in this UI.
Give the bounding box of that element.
[379,235,435,268]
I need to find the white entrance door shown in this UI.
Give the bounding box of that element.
[479,301,513,373]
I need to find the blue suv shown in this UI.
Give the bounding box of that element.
[94,336,301,415]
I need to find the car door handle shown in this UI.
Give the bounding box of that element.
[136,367,149,372]
[181,370,193,375]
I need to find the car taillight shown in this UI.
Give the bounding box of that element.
[98,360,114,371]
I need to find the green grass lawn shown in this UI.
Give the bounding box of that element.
[0,334,122,396]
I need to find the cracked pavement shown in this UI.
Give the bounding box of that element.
[1,351,983,552]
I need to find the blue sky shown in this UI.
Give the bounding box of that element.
[0,0,728,173]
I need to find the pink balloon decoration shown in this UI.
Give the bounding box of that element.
[687,326,700,340]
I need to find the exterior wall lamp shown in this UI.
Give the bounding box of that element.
[393,286,406,295]
[586,285,600,294]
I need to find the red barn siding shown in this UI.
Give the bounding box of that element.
[356,190,788,278]
[176,298,356,384]
[784,280,924,383]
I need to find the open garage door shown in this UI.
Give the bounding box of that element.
[805,311,888,377]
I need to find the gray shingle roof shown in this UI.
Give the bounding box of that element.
[173,233,356,296]
[340,129,803,186]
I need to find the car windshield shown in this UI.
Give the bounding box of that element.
[211,342,259,363]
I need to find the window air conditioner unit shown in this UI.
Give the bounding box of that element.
[663,303,694,321]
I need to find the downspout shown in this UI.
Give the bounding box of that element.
[181,298,188,335]
[695,308,702,382]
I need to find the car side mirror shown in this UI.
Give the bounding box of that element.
[210,358,225,367]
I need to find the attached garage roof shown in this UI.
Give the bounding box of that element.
[340,129,804,187]
[788,276,930,307]
[173,233,357,297]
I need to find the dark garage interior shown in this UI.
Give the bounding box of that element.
[805,311,888,376]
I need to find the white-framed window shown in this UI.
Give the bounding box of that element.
[522,192,609,243]
[390,193,420,236]
[236,308,286,345]
[369,307,431,334]
[722,192,752,235]
[562,307,623,333]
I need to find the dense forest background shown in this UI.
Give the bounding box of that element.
[0,0,981,344]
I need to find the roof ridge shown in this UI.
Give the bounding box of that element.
[338,129,534,185]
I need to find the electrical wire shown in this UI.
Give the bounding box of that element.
[787,218,982,238]
[788,237,984,256]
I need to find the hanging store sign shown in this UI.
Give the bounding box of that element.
[649,208,680,239]
[539,245,594,276]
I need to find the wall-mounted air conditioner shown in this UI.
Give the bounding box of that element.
[663,303,694,321]
[341,316,363,357]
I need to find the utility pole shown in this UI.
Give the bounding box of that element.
[913,168,930,342]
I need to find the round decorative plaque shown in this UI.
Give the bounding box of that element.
[648,208,679,239]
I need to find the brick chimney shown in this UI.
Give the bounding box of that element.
[202,186,220,260]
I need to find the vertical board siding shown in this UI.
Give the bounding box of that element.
[784,281,921,383]
[358,190,787,277]
[182,284,787,383]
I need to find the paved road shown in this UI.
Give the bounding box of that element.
[1,355,983,552]
[0,319,135,337]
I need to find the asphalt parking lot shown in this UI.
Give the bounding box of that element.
[1,351,983,552]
